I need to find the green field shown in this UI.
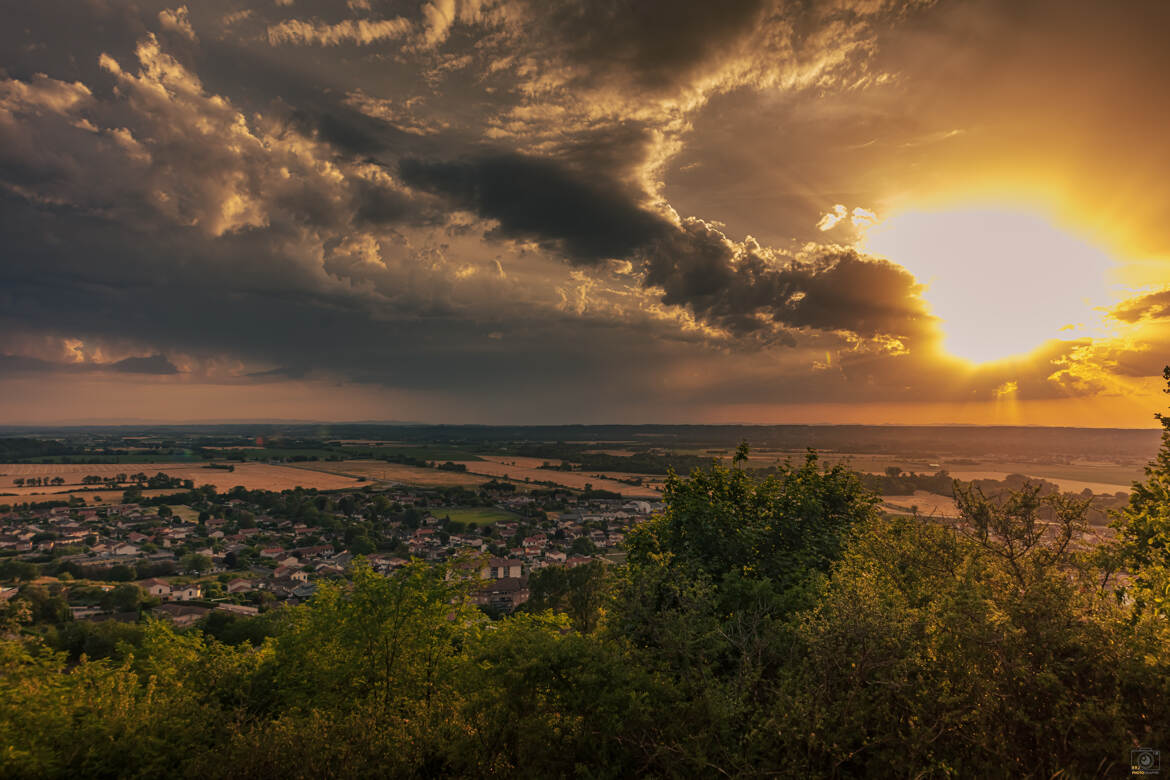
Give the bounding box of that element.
[166,505,201,523]
[434,507,519,526]
[18,452,208,464]
[203,446,486,462]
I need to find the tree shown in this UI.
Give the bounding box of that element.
[623,445,878,598]
[1113,365,1170,617]
[568,536,597,556]
[526,561,610,633]
[0,560,38,581]
[769,488,1170,777]
[102,583,143,613]
[180,553,211,575]
[109,564,135,582]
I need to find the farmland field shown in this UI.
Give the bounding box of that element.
[165,505,202,522]
[881,492,960,519]
[0,488,186,506]
[0,461,364,495]
[946,464,1137,493]
[456,456,661,497]
[288,460,484,487]
[946,470,1132,495]
[806,453,1141,495]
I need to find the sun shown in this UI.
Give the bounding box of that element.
[861,207,1115,364]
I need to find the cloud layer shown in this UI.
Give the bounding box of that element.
[0,0,1166,423]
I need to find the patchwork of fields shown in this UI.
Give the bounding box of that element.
[454,456,662,497]
[288,460,484,487]
[0,449,1140,508]
[0,461,363,498]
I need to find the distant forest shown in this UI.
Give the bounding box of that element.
[0,423,1161,460]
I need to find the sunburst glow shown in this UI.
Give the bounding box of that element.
[862,207,1116,364]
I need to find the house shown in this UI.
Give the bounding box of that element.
[138,578,171,598]
[482,558,523,580]
[151,603,208,628]
[267,578,300,599]
[473,577,530,612]
[272,565,308,582]
[214,603,259,617]
[169,583,203,601]
[0,536,32,552]
[292,582,316,600]
[226,578,253,594]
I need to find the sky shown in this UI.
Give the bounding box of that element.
[2,0,1169,426]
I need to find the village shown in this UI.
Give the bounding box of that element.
[0,481,663,629]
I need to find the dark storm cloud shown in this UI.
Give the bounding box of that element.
[639,219,932,341]
[0,352,176,377]
[528,0,771,91]
[399,154,671,263]
[291,109,391,157]
[0,1,148,86]
[0,188,692,416]
[351,178,420,227]
[110,354,180,375]
[402,153,932,343]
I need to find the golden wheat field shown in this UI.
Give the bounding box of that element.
[456,456,661,497]
[0,461,363,496]
[0,488,189,506]
[880,492,960,519]
[288,460,485,487]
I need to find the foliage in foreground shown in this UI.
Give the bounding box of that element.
[2,446,1170,777]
